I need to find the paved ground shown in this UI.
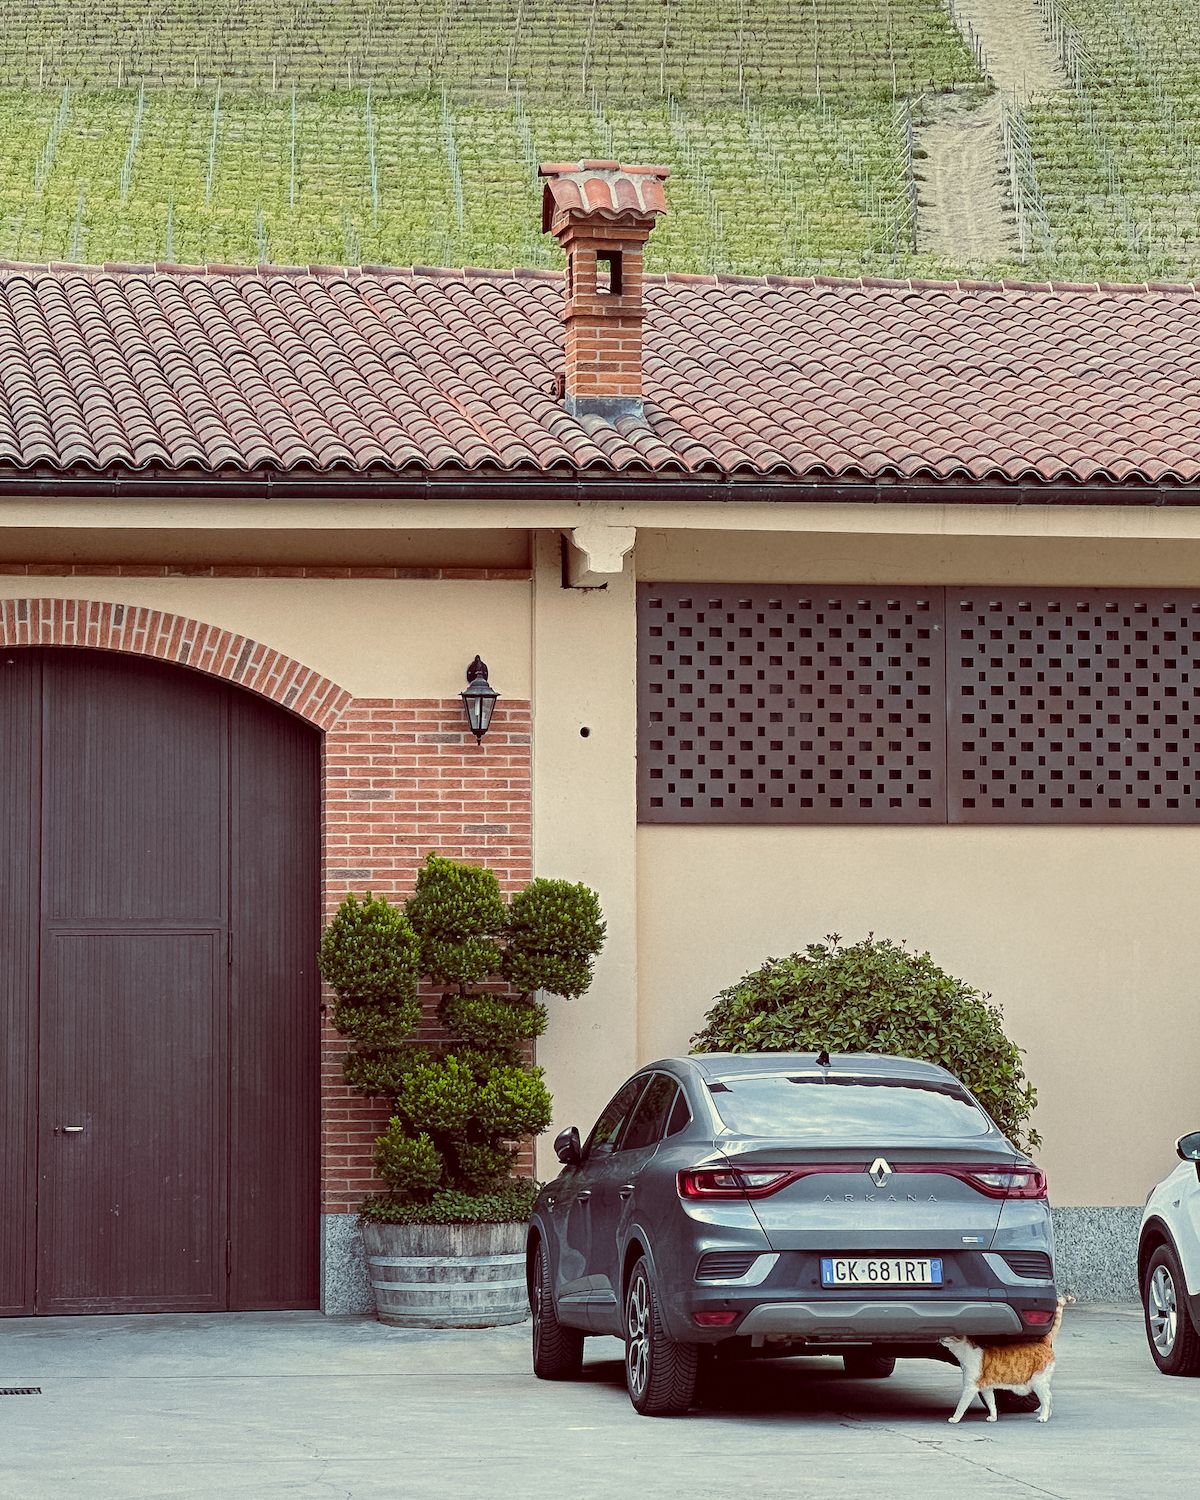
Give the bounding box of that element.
[0,1304,1192,1499]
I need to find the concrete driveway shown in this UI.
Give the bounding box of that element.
[0,1304,1192,1499]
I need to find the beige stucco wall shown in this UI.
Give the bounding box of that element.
[531,534,641,1177]
[635,527,1200,586]
[0,576,532,700]
[637,826,1200,1208]
[0,527,529,569]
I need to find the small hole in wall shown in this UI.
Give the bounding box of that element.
[580,726,591,738]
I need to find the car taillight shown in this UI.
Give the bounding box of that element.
[1023,1308,1056,1327]
[677,1161,1047,1200]
[677,1167,799,1200]
[962,1167,1047,1200]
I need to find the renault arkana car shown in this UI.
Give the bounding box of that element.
[527,1052,1056,1415]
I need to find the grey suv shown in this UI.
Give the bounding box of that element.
[527,1051,1056,1415]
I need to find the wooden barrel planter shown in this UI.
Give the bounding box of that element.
[360,1221,528,1328]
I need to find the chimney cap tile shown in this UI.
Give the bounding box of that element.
[539,160,670,232]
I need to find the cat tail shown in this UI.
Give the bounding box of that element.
[1045,1293,1075,1343]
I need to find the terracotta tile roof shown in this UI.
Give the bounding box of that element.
[0,261,1199,487]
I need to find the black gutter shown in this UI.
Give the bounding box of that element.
[0,470,1197,507]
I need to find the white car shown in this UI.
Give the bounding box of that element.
[1139,1131,1200,1375]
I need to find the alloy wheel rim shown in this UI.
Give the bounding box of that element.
[1149,1265,1178,1356]
[626,1273,650,1398]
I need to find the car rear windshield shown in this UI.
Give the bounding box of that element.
[707,1074,992,1138]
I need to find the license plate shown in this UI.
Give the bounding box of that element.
[821,1256,943,1287]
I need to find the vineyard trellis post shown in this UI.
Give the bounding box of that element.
[290,88,298,210]
[205,82,222,208]
[119,84,146,206]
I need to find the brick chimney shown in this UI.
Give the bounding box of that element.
[539,159,670,420]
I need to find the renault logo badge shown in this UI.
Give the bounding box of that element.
[868,1157,893,1189]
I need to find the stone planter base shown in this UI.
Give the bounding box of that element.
[360,1220,528,1328]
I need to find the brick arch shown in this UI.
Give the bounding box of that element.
[0,597,352,730]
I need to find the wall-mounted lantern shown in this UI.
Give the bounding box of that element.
[461,656,499,743]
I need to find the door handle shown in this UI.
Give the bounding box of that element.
[56,1125,85,1134]
[577,1189,592,1201]
[619,1185,635,1199]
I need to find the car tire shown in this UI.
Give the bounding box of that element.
[994,1389,1041,1413]
[530,1241,585,1381]
[1143,1243,1200,1377]
[624,1255,699,1416]
[842,1352,896,1379]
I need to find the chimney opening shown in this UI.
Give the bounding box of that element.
[566,252,574,298]
[596,252,623,296]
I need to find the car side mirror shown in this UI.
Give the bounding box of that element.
[1176,1131,1200,1162]
[554,1126,582,1166]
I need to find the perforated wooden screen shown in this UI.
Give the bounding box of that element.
[638,586,945,824]
[947,590,1200,823]
[638,584,1200,825]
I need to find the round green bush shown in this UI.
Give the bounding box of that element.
[392,1055,476,1135]
[691,935,1039,1150]
[504,878,606,999]
[438,992,548,1049]
[406,853,507,986]
[374,1123,443,1196]
[318,893,421,1007]
[451,1140,517,1194]
[331,999,421,1048]
[473,1063,553,1137]
[342,1046,429,1099]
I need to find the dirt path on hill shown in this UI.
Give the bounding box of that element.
[914,0,1068,265]
[952,0,1068,101]
[915,94,1012,262]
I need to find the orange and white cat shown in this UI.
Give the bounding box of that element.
[941,1296,1073,1424]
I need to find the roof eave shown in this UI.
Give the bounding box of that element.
[0,466,1196,507]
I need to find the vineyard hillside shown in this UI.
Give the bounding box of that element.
[0,1,1193,281]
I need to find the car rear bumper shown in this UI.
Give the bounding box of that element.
[659,1247,1056,1344]
[736,1299,1024,1339]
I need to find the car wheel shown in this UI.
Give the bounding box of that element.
[994,1389,1041,1413]
[1143,1244,1200,1376]
[624,1255,699,1416]
[530,1241,585,1381]
[842,1352,896,1379]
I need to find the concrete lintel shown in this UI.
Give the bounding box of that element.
[563,523,637,587]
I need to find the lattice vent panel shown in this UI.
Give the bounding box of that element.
[948,591,1200,823]
[638,586,945,824]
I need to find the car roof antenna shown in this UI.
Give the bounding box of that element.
[816,1049,831,1067]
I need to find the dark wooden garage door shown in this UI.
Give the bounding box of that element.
[0,649,320,1315]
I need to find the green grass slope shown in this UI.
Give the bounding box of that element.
[0,1,978,101]
[0,1,980,272]
[1020,0,1200,279]
[0,1,1197,282]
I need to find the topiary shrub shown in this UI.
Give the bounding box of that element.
[320,854,606,1225]
[691,934,1039,1150]
[406,853,508,986]
[504,878,606,999]
[318,893,421,1042]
